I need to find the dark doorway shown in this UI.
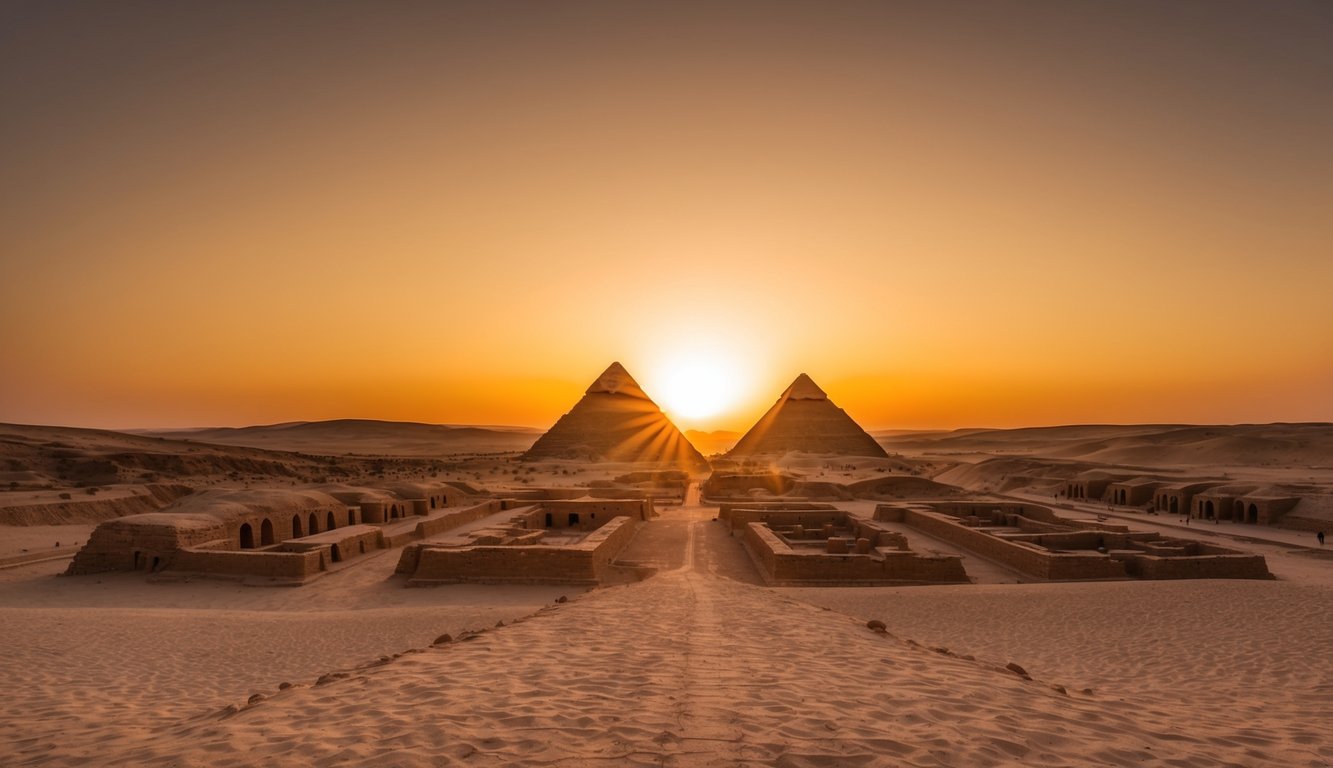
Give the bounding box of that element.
[240,523,255,549]
[331,544,342,563]
[261,519,275,546]
[544,512,553,527]
[327,511,336,531]
[309,513,319,535]
[1248,504,1259,524]
[568,512,580,527]
[292,515,303,539]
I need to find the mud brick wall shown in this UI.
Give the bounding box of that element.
[742,523,967,585]
[170,548,325,580]
[882,506,1126,581]
[66,516,228,574]
[405,516,638,585]
[1125,554,1272,580]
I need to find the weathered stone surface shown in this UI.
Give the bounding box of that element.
[523,363,709,469]
[728,374,886,458]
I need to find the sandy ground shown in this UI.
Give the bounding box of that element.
[1,488,1331,766]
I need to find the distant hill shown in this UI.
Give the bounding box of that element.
[137,419,542,457]
[876,423,1333,469]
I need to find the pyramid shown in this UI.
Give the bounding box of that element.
[523,362,710,469]
[728,373,887,458]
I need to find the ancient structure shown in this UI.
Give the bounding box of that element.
[523,362,709,470]
[66,483,487,584]
[721,503,967,585]
[396,498,653,585]
[728,374,887,459]
[874,501,1272,581]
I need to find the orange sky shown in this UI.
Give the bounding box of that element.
[2,1,1331,432]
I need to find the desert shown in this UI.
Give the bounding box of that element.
[4,2,1332,765]
[1,366,1330,766]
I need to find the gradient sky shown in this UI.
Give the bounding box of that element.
[3,1,1331,432]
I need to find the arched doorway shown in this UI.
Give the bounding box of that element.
[292,515,303,538]
[327,511,336,531]
[1248,503,1259,524]
[331,544,342,563]
[1169,497,1178,515]
[239,523,255,549]
[1204,500,1215,520]
[348,509,357,526]
[260,519,275,546]
[308,512,319,535]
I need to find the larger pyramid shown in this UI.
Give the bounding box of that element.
[523,362,710,469]
[728,373,887,458]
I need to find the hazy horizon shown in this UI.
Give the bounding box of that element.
[4,1,1331,433]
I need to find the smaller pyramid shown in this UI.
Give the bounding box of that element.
[523,363,709,469]
[728,374,887,458]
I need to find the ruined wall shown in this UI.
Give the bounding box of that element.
[411,500,505,540]
[1123,553,1272,580]
[280,525,384,564]
[66,514,228,574]
[405,515,639,585]
[877,505,1127,581]
[170,548,325,581]
[532,499,652,528]
[741,522,967,585]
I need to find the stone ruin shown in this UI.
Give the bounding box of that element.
[395,498,653,585]
[720,503,967,586]
[66,482,484,585]
[874,501,1273,581]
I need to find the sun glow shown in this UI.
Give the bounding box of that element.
[644,351,752,427]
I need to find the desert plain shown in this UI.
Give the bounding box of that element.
[1,420,1330,767]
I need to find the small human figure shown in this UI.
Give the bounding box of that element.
[1319,531,1326,546]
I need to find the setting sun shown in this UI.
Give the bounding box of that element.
[640,351,752,427]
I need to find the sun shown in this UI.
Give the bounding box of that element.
[647,354,747,426]
[658,363,732,420]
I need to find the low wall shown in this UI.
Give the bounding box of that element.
[718,502,838,528]
[413,500,504,539]
[281,525,384,564]
[878,505,1126,581]
[741,522,967,586]
[724,507,848,535]
[405,516,639,585]
[1125,554,1272,580]
[170,548,325,582]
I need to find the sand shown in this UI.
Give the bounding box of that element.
[2,494,1331,766]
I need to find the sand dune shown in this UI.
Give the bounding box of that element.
[880,423,1333,469]
[140,419,541,458]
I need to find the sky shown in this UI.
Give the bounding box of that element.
[2,1,1331,432]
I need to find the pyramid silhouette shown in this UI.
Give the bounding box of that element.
[728,373,887,458]
[523,362,710,469]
